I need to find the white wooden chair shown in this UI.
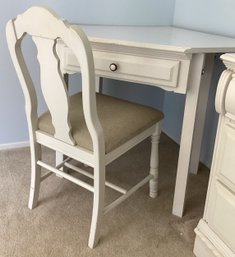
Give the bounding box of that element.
[6,6,164,248]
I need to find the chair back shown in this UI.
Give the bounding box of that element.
[6,6,103,150]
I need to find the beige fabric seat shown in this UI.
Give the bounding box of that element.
[38,93,163,153]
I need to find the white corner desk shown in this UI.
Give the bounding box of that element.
[57,25,235,217]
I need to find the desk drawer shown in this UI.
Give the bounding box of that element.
[93,51,180,88]
[63,48,184,89]
[217,122,235,192]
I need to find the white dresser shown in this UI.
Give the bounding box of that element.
[194,53,235,257]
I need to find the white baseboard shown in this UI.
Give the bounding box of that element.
[0,141,29,151]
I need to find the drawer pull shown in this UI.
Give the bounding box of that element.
[109,63,118,72]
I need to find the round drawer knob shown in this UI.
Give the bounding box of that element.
[109,63,118,72]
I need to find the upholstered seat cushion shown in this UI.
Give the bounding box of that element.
[38,93,163,153]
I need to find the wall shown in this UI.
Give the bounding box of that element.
[0,0,175,146]
[173,0,235,37]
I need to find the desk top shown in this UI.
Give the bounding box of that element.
[73,25,235,54]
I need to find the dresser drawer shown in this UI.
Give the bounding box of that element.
[62,46,190,91]
[217,122,235,192]
[208,181,235,250]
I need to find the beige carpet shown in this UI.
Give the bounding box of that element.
[0,134,209,257]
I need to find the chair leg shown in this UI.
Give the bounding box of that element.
[149,124,161,198]
[28,143,42,209]
[88,163,105,248]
